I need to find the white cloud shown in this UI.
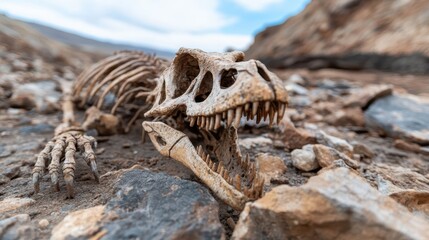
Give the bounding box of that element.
[0,0,252,52]
[233,0,283,11]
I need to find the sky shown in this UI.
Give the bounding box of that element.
[0,0,310,52]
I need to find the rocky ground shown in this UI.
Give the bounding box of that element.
[1,46,429,239]
[1,12,429,240]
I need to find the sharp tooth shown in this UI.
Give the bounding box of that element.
[206,155,211,164]
[217,163,222,173]
[212,162,217,171]
[222,111,227,119]
[200,116,206,128]
[197,145,203,157]
[205,117,210,131]
[234,175,241,191]
[209,116,215,130]
[265,101,270,113]
[256,111,262,124]
[234,106,242,127]
[223,171,229,180]
[190,117,196,127]
[278,103,286,122]
[244,103,250,112]
[227,109,235,127]
[252,101,259,116]
[269,106,275,127]
[197,116,201,126]
[249,165,255,183]
[219,166,224,176]
[209,160,214,169]
[215,114,221,129]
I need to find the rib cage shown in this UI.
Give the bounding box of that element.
[72,51,168,129]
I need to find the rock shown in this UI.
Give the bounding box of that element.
[9,81,61,113]
[51,205,105,240]
[291,145,319,172]
[0,197,35,214]
[38,219,49,229]
[239,136,272,150]
[0,174,10,185]
[246,0,429,75]
[0,164,21,179]
[232,168,429,240]
[0,144,13,158]
[255,153,287,183]
[373,164,429,193]
[102,169,224,239]
[278,117,317,150]
[352,142,374,158]
[313,144,359,169]
[0,214,38,240]
[394,139,423,154]
[365,94,429,144]
[344,84,393,109]
[326,107,365,127]
[289,95,311,107]
[285,82,308,95]
[287,74,305,85]
[389,190,429,216]
[316,130,353,157]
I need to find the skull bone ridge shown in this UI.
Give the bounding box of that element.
[144,47,288,119]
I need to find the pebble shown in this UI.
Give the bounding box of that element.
[38,219,49,229]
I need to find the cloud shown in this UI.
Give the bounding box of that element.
[0,0,252,52]
[233,0,283,11]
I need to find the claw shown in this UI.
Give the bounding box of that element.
[64,175,75,199]
[33,173,40,194]
[51,173,60,192]
[91,161,100,183]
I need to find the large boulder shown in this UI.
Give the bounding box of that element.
[232,168,429,240]
[365,94,429,144]
[51,169,225,240]
[103,169,224,240]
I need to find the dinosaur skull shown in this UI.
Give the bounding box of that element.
[144,48,288,210]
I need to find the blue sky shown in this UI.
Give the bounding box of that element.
[0,0,310,52]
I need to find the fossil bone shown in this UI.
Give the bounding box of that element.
[32,48,288,210]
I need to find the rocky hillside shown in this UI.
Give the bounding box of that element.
[246,0,429,74]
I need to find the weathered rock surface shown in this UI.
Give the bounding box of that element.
[326,107,365,127]
[316,130,353,157]
[0,197,35,214]
[278,117,317,150]
[232,168,429,240]
[9,81,61,113]
[50,169,225,239]
[291,144,319,172]
[247,0,429,74]
[365,94,429,144]
[103,169,224,240]
[344,84,393,109]
[255,153,287,184]
[0,214,38,240]
[313,144,359,169]
[51,205,105,240]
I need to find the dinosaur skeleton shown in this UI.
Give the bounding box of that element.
[32,48,288,210]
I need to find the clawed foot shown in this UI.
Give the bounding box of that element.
[32,126,99,198]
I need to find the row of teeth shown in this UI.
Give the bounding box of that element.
[189,101,287,131]
[196,145,264,198]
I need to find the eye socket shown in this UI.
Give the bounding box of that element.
[194,71,213,103]
[155,135,167,146]
[172,53,200,98]
[220,68,237,89]
[257,66,270,82]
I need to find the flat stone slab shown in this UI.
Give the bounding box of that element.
[365,94,429,144]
